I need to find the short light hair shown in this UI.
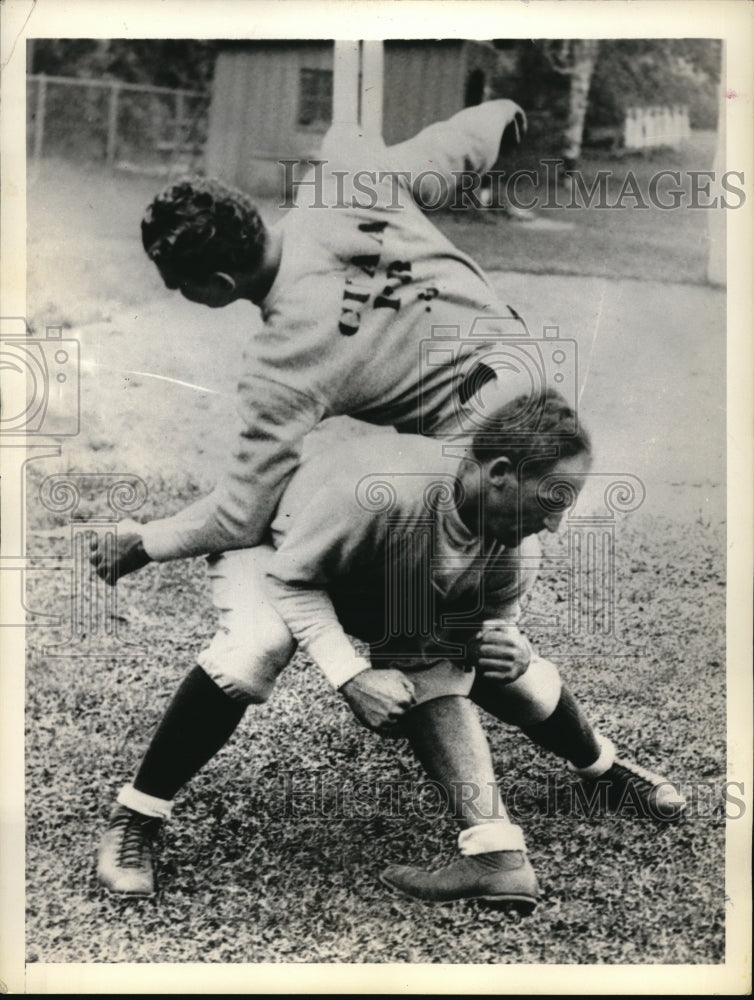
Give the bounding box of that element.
[141,175,266,286]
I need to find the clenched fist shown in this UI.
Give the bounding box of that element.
[89,519,152,585]
[340,667,416,733]
[474,623,532,684]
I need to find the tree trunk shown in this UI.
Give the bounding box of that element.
[562,39,599,167]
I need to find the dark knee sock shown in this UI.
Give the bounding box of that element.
[521,685,601,769]
[133,666,246,801]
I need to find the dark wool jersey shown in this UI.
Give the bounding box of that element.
[265,433,537,689]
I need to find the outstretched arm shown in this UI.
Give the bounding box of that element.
[386,99,526,199]
[91,375,326,582]
[314,99,525,207]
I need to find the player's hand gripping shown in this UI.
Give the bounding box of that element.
[474,623,532,684]
[89,519,152,585]
[340,668,416,734]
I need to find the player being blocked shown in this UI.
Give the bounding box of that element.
[96,393,686,903]
[89,103,684,896]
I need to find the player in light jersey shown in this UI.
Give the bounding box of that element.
[97,392,686,904]
[101,100,529,568]
[93,100,540,891]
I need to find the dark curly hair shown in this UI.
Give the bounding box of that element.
[471,388,592,474]
[141,176,267,287]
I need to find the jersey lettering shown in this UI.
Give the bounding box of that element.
[374,260,412,311]
[349,254,380,279]
[358,220,388,240]
[338,230,413,331]
[339,224,389,334]
[339,285,372,335]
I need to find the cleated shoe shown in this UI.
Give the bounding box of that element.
[594,757,687,821]
[381,850,540,912]
[96,804,161,896]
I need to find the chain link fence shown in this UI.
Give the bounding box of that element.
[27,74,210,174]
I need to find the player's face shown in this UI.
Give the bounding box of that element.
[485,452,591,547]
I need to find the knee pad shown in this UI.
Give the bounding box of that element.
[197,622,295,706]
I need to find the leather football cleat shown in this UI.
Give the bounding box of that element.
[97,804,161,896]
[595,757,687,821]
[380,850,540,913]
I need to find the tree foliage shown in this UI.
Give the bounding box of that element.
[587,39,722,130]
[30,39,218,90]
[494,38,722,142]
[31,37,722,137]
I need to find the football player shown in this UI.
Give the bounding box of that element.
[96,393,686,901]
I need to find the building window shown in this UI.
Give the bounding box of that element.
[298,68,333,128]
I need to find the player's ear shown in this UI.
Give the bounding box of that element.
[487,456,513,486]
[157,265,180,291]
[211,271,238,294]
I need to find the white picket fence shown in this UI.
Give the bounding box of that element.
[623,105,691,150]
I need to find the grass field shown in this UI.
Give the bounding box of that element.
[21,134,730,967]
[433,132,720,285]
[25,517,726,964]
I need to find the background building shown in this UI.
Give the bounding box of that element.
[205,40,507,193]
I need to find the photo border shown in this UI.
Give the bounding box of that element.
[1,1,751,993]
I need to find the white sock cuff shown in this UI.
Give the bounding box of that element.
[569,734,616,779]
[458,822,526,856]
[117,783,173,820]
